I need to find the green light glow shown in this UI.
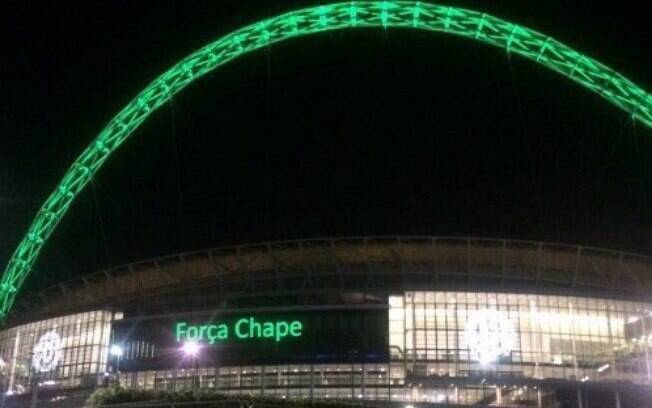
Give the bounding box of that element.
[2,2,651,320]
[175,317,304,344]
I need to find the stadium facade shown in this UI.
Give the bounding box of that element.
[1,237,651,407]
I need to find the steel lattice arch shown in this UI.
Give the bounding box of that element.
[2,1,652,320]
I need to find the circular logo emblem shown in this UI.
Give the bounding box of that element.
[32,331,62,373]
[463,309,515,365]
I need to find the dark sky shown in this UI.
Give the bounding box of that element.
[1,1,652,293]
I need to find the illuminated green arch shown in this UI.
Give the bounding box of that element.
[2,1,652,319]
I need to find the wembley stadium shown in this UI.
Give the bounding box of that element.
[3,1,652,407]
[1,237,651,407]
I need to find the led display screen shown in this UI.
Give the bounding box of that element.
[112,307,388,371]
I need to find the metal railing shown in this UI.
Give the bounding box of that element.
[101,399,368,408]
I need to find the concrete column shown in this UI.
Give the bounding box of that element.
[577,389,583,408]
[29,373,39,408]
[496,385,502,405]
[614,391,621,408]
[641,314,651,381]
[309,365,314,401]
[350,362,354,399]
[215,364,220,391]
[387,363,391,402]
[537,388,542,408]
[361,364,365,400]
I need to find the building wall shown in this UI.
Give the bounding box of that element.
[1,291,651,407]
[112,307,388,371]
[389,291,652,384]
[0,310,112,394]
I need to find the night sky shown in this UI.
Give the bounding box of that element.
[2,1,652,294]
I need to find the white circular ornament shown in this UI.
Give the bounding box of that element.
[463,309,515,365]
[32,331,63,373]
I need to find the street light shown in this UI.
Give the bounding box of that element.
[181,341,200,357]
[181,342,200,389]
[109,345,123,358]
[109,345,123,386]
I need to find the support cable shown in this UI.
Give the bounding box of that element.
[169,96,186,249]
[632,120,648,210]
[90,178,111,265]
[506,52,541,228]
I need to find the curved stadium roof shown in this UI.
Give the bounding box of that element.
[8,236,652,325]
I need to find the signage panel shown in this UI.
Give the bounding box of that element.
[175,317,303,344]
[112,308,388,370]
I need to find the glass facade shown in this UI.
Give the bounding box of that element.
[112,363,561,405]
[389,291,652,384]
[107,291,652,406]
[117,363,396,401]
[0,310,112,394]
[0,292,651,407]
